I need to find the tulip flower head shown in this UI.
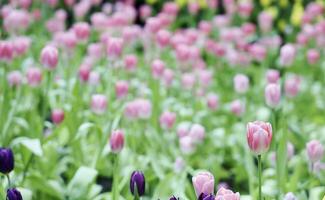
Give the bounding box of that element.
[40,45,59,69]
[265,83,281,108]
[306,140,324,163]
[110,130,124,153]
[246,121,273,155]
[0,148,14,174]
[192,171,215,197]
[6,188,22,200]
[215,187,240,200]
[130,171,145,197]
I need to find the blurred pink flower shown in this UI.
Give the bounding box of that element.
[91,94,107,115]
[265,83,281,108]
[110,130,124,153]
[307,140,324,163]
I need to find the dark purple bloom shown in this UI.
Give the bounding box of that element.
[130,170,145,196]
[7,188,22,200]
[0,148,14,174]
[198,193,215,200]
[170,195,179,200]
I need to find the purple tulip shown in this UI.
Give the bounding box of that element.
[130,171,145,197]
[0,148,14,174]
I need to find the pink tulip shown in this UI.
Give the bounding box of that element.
[246,121,273,155]
[73,22,90,41]
[124,54,137,71]
[285,76,301,98]
[188,2,200,15]
[181,73,196,90]
[51,109,65,124]
[279,44,296,67]
[258,11,273,33]
[174,157,185,173]
[26,67,42,87]
[140,5,152,20]
[162,2,179,16]
[215,187,240,200]
[306,140,324,163]
[0,40,14,62]
[238,1,253,18]
[231,100,245,116]
[110,130,124,153]
[78,64,91,82]
[156,29,171,48]
[189,124,205,142]
[151,59,165,78]
[124,99,151,120]
[91,94,107,115]
[40,45,59,69]
[307,49,320,64]
[162,68,174,86]
[179,136,195,154]
[159,111,176,129]
[7,71,22,87]
[192,171,215,197]
[106,37,123,59]
[234,74,249,94]
[177,122,190,138]
[206,93,219,110]
[12,37,30,56]
[87,43,102,60]
[199,21,212,34]
[3,9,30,33]
[88,71,100,86]
[115,80,129,99]
[266,69,280,84]
[265,83,281,108]
[249,44,266,62]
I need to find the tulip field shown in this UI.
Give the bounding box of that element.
[1,0,325,200]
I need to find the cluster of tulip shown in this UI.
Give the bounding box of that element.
[1,0,325,199]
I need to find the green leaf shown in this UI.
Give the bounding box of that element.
[12,137,43,156]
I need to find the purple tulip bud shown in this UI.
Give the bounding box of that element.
[169,195,179,200]
[7,188,22,200]
[198,193,215,200]
[0,148,14,174]
[130,171,145,197]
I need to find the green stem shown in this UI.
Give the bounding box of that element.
[6,174,11,188]
[258,154,262,200]
[112,155,119,200]
[22,154,34,184]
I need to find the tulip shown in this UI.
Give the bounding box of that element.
[189,124,205,142]
[7,71,22,87]
[40,45,59,69]
[173,157,185,173]
[73,22,90,41]
[179,136,195,154]
[215,187,240,200]
[258,11,273,33]
[151,59,165,79]
[88,71,100,86]
[6,188,22,200]
[130,171,145,197]
[285,76,301,98]
[246,121,273,155]
[159,111,176,130]
[91,94,107,115]
[51,109,65,125]
[78,64,91,82]
[266,69,280,84]
[307,49,320,64]
[192,171,214,197]
[110,130,124,153]
[0,40,14,62]
[247,121,272,200]
[115,80,129,99]
[206,93,219,110]
[306,140,324,163]
[284,192,297,200]
[234,74,249,94]
[26,67,42,87]
[231,100,245,116]
[265,83,281,108]
[0,148,14,174]
[279,44,296,67]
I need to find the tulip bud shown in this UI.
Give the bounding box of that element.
[285,76,301,98]
[231,100,245,116]
[169,196,179,200]
[265,83,281,108]
[307,49,320,65]
[306,140,324,163]
[130,171,145,196]
[73,22,90,41]
[206,93,219,110]
[151,59,165,78]
[91,94,107,115]
[0,148,14,174]
[40,45,59,69]
[0,40,14,62]
[246,121,273,155]
[51,109,64,124]
[7,71,22,87]
[192,171,214,197]
[279,44,296,67]
[189,124,205,142]
[215,187,240,200]
[179,136,195,154]
[26,67,42,87]
[159,111,176,130]
[106,37,123,59]
[115,80,129,99]
[266,69,280,84]
[78,64,91,82]
[110,130,124,153]
[6,188,22,200]
[234,74,249,94]
[124,54,137,72]
[284,192,297,200]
